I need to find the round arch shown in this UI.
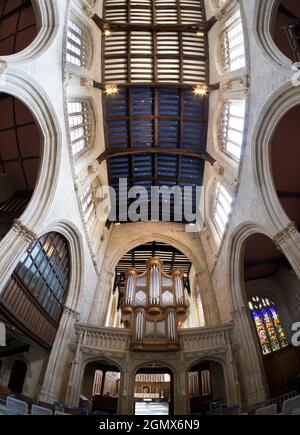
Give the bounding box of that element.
[254,0,293,68]
[0,0,59,62]
[91,223,220,326]
[252,83,300,233]
[38,220,84,313]
[78,355,124,415]
[0,69,61,286]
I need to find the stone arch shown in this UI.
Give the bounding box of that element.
[90,223,220,326]
[254,0,293,68]
[79,355,124,414]
[187,356,228,413]
[0,70,61,290]
[38,220,84,313]
[0,0,59,62]
[252,83,300,233]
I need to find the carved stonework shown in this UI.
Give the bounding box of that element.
[274,222,298,251]
[220,79,233,93]
[214,162,225,177]
[63,306,80,320]
[80,77,94,88]
[88,160,100,174]
[0,60,7,74]
[12,220,37,245]
[81,2,94,18]
[240,74,250,94]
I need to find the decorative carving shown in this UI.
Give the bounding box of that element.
[214,162,225,177]
[80,76,94,88]
[274,222,298,251]
[0,60,7,74]
[87,160,100,174]
[240,73,250,94]
[12,220,37,245]
[81,2,94,18]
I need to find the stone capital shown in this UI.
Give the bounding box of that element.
[81,2,94,18]
[80,76,94,88]
[274,222,298,251]
[12,220,37,245]
[0,60,7,75]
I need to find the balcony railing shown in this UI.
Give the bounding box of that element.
[74,322,234,354]
[74,323,131,352]
[178,324,234,352]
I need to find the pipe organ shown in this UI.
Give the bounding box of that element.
[121,258,188,351]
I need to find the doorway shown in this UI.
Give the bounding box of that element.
[8,360,27,394]
[81,361,121,415]
[134,366,173,416]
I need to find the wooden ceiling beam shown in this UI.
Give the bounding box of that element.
[97,147,215,165]
[94,80,219,91]
[92,14,206,32]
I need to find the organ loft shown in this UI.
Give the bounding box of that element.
[121,258,188,351]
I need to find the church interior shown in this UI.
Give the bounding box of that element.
[0,0,300,416]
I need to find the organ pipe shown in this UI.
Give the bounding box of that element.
[149,264,160,305]
[175,274,184,304]
[126,273,136,305]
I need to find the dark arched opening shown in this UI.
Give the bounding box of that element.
[272,1,300,62]
[244,233,300,398]
[8,359,27,394]
[188,360,226,415]
[0,93,41,241]
[81,361,121,415]
[0,0,37,56]
[271,104,300,228]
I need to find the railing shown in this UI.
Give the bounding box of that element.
[74,323,234,354]
[244,390,298,415]
[178,324,234,351]
[74,323,131,352]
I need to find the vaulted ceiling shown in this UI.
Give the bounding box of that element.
[99,0,212,223]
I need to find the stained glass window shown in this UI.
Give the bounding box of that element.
[249,296,288,356]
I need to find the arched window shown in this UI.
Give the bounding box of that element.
[67,20,88,67]
[66,20,89,67]
[13,232,70,323]
[220,99,245,160]
[81,178,101,231]
[212,183,233,240]
[249,296,288,356]
[68,101,94,155]
[222,10,246,72]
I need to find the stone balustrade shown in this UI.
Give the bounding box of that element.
[74,323,132,352]
[74,322,234,354]
[178,324,234,352]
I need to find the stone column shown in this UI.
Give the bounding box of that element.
[89,270,115,325]
[0,220,37,292]
[39,306,79,404]
[195,269,221,326]
[274,222,300,280]
[231,306,268,407]
[224,332,242,406]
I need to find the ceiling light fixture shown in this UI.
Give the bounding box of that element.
[105,84,119,96]
[196,30,204,37]
[104,26,112,37]
[193,84,208,96]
